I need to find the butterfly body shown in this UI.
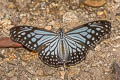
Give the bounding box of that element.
[10,20,111,67]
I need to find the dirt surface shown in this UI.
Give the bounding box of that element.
[0,0,120,80]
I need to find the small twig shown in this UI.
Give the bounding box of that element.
[0,37,22,48]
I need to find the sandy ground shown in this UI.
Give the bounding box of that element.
[0,0,120,80]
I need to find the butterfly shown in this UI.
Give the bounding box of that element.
[10,20,111,68]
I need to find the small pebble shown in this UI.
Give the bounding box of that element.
[63,11,78,23]
[83,0,107,7]
[114,0,120,3]
[8,2,15,9]
[36,69,44,76]
[10,77,17,80]
[45,25,52,30]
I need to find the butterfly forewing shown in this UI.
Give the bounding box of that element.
[66,20,111,49]
[10,26,57,51]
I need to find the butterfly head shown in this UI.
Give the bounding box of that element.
[58,28,64,32]
[57,28,64,39]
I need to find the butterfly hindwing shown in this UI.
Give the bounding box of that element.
[38,37,64,67]
[64,37,88,66]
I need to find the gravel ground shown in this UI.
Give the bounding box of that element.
[0,0,120,80]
